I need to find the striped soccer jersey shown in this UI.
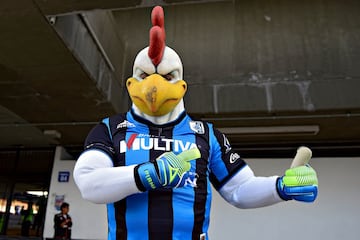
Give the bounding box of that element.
[83,110,247,240]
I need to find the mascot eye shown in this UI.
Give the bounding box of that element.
[140,72,149,79]
[163,73,174,81]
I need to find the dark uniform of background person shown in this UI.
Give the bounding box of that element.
[21,202,34,237]
[20,202,34,237]
[54,202,72,240]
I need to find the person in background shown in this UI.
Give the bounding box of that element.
[32,195,47,236]
[54,202,72,240]
[21,202,34,237]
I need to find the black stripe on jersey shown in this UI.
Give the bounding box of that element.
[148,126,174,240]
[192,122,210,240]
[108,113,127,167]
[115,200,127,240]
[107,114,128,240]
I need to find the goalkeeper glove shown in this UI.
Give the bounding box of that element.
[277,164,318,202]
[134,148,201,191]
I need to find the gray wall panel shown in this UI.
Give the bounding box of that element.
[112,0,360,114]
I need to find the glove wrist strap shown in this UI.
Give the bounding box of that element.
[135,162,162,191]
[134,165,147,192]
[276,177,291,201]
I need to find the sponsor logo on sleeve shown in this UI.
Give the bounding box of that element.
[229,152,240,163]
[223,134,232,153]
[116,120,136,129]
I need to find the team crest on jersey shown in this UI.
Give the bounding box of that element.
[189,121,205,134]
[116,120,136,129]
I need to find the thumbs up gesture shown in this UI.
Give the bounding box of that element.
[135,148,201,191]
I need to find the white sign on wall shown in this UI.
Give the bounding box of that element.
[43,147,107,240]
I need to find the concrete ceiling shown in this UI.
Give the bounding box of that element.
[1,0,360,156]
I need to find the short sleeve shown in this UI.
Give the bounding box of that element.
[83,122,115,159]
[208,127,247,190]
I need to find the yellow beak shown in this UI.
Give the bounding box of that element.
[126,74,187,116]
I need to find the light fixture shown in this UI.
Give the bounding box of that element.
[43,129,62,139]
[26,191,48,197]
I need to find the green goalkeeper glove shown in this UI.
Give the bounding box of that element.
[277,165,318,202]
[134,148,201,191]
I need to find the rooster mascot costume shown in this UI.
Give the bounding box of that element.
[74,6,318,240]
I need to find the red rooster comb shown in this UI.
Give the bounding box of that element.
[148,6,166,66]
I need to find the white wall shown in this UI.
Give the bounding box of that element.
[209,157,360,239]
[43,147,360,240]
[43,147,107,240]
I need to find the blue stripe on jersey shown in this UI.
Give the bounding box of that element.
[172,188,194,240]
[102,118,117,240]
[203,180,212,236]
[172,121,196,240]
[107,203,116,240]
[126,193,149,240]
[125,125,149,240]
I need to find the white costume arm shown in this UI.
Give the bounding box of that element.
[219,165,283,209]
[73,149,141,204]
